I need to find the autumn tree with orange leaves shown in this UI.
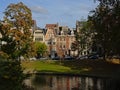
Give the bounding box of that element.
[0,2,35,60]
[0,2,34,89]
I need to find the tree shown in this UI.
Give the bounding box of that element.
[34,42,47,58]
[0,2,34,90]
[73,21,93,56]
[89,0,120,59]
[0,61,25,90]
[0,2,34,60]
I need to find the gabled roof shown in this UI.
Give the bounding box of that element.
[45,24,58,29]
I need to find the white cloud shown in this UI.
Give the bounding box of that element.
[28,0,98,28]
[30,6,48,14]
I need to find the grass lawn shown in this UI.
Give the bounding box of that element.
[22,59,120,77]
[22,60,71,73]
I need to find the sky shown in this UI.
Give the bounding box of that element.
[0,0,99,28]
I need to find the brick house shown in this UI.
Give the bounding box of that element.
[44,23,76,58]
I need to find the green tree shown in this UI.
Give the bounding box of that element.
[0,61,25,90]
[73,21,93,56]
[89,0,120,59]
[34,42,47,58]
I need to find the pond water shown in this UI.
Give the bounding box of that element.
[24,74,120,90]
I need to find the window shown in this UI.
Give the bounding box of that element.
[64,38,65,41]
[60,38,62,41]
[60,45,62,48]
[35,32,42,34]
[35,38,43,41]
[63,45,65,48]
[48,42,51,45]
[53,42,55,45]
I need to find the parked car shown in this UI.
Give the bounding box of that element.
[29,57,36,61]
[39,57,48,60]
[88,54,99,59]
[52,56,60,60]
[76,55,88,60]
[64,56,74,60]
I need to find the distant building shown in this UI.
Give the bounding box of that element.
[56,34,76,57]
[33,28,45,42]
[58,26,69,35]
[44,23,76,58]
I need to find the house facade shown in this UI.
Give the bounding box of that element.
[33,28,45,42]
[43,23,76,58]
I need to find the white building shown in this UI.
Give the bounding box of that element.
[33,29,45,42]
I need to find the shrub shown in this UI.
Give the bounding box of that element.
[0,60,25,90]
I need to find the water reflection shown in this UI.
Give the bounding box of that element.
[24,74,119,90]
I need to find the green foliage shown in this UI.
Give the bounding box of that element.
[0,61,25,90]
[89,0,120,59]
[34,42,47,57]
[73,21,93,56]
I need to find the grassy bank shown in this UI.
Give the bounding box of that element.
[22,60,71,73]
[22,60,120,78]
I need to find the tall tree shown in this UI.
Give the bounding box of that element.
[89,0,120,59]
[73,21,93,56]
[0,2,34,60]
[0,2,34,89]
